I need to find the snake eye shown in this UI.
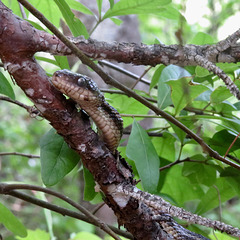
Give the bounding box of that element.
[77,77,86,87]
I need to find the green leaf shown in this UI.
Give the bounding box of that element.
[167,77,208,115]
[126,120,160,193]
[208,231,236,240]
[2,0,23,16]
[217,62,240,74]
[27,20,46,31]
[190,32,214,45]
[208,129,240,155]
[96,0,103,17]
[54,0,89,38]
[159,6,181,20]
[151,64,165,90]
[0,72,15,100]
[159,64,191,80]
[195,89,212,101]
[36,56,59,67]
[168,118,195,143]
[71,232,102,240]
[104,92,149,127]
[182,160,217,186]
[161,165,204,206]
[179,114,240,134]
[83,166,97,201]
[40,128,80,186]
[67,0,94,15]
[210,86,232,104]
[195,66,210,77]
[103,0,171,19]
[110,17,123,26]
[152,132,176,162]
[54,56,70,69]
[16,229,50,240]
[157,65,178,109]
[213,101,236,115]
[108,0,115,9]
[0,202,27,237]
[196,178,235,215]
[28,0,62,27]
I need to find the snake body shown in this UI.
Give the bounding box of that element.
[51,70,123,152]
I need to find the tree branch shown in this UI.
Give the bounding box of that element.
[0,183,121,240]
[0,95,41,116]
[0,152,40,158]
[2,188,133,239]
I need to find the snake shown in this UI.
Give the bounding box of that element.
[51,69,123,152]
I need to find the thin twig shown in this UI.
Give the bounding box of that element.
[99,60,151,87]
[123,129,163,137]
[4,190,133,239]
[0,95,41,116]
[224,131,240,158]
[131,66,152,89]
[0,183,121,240]
[121,114,161,118]
[0,152,40,158]
[159,158,206,171]
[91,202,106,215]
[17,0,240,170]
[101,88,157,103]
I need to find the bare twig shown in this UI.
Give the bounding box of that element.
[99,60,151,87]
[159,158,205,171]
[4,189,133,239]
[91,202,106,215]
[0,152,40,158]
[0,183,121,240]
[224,131,240,158]
[0,95,41,116]
[131,66,152,89]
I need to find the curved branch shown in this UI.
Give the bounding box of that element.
[5,190,133,239]
[0,95,41,116]
[0,183,121,240]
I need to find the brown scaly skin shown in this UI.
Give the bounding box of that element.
[51,70,123,153]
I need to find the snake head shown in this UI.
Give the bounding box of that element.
[52,69,103,99]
